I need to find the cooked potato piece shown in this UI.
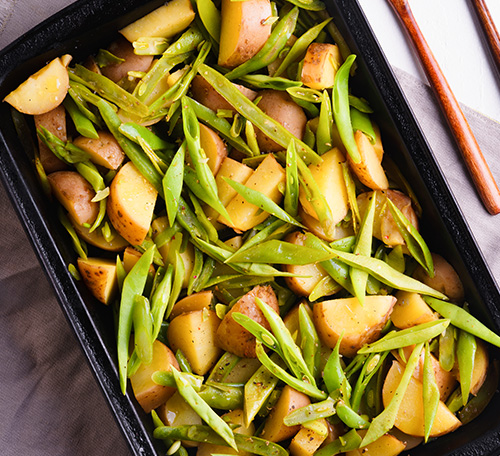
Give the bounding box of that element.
[4,55,71,115]
[216,285,279,358]
[170,290,214,320]
[389,429,423,451]
[313,296,396,358]
[413,253,464,302]
[299,148,349,238]
[107,161,158,245]
[255,90,307,152]
[261,386,311,442]
[168,309,222,375]
[372,122,384,162]
[391,291,438,329]
[122,246,156,275]
[73,131,125,170]
[348,130,389,190]
[219,154,286,231]
[357,190,418,247]
[283,301,313,337]
[48,171,99,226]
[120,0,195,42]
[299,206,354,242]
[218,0,272,68]
[395,345,456,401]
[301,43,342,90]
[197,409,255,456]
[198,124,227,175]
[383,360,461,437]
[34,105,68,173]
[130,340,179,413]
[77,257,118,305]
[70,214,129,252]
[191,75,257,113]
[283,232,330,297]
[100,37,153,83]
[289,420,328,456]
[346,430,405,456]
[453,339,489,396]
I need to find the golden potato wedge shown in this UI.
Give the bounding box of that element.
[73,131,125,170]
[170,290,214,320]
[282,301,313,338]
[218,0,272,68]
[224,357,262,384]
[313,296,396,358]
[100,36,153,83]
[283,231,330,298]
[122,246,156,275]
[348,130,389,190]
[301,43,342,90]
[261,386,311,442]
[196,124,227,175]
[391,291,438,330]
[4,55,71,115]
[299,148,349,238]
[299,206,354,242]
[130,340,179,413]
[191,75,257,114]
[383,360,461,437]
[120,0,195,42]
[357,190,418,247]
[347,430,405,456]
[197,409,255,456]
[77,257,118,305]
[107,161,158,245]
[255,90,307,152]
[48,171,99,226]
[219,154,286,231]
[70,214,129,252]
[34,104,68,173]
[289,419,329,456]
[216,285,279,358]
[168,309,222,375]
[413,253,464,302]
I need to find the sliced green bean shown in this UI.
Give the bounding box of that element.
[323,332,349,396]
[317,90,334,155]
[63,96,99,139]
[336,400,369,429]
[298,303,321,381]
[439,325,456,372]
[423,341,440,442]
[315,428,362,456]
[196,0,221,42]
[163,142,185,227]
[58,209,88,259]
[133,295,154,364]
[350,107,376,143]
[457,329,477,406]
[283,396,337,426]
[152,370,204,390]
[239,74,302,90]
[151,265,173,339]
[198,382,244,410]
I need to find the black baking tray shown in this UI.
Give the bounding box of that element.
[0,0,499,455]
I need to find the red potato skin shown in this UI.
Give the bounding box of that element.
[216,285,279,358]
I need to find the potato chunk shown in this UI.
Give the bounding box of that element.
[216,285,279,358]
[218,0,272,68]
[391,291,438,329]
[107,161,158,245]
[289,419,329,456]
[48,171,99,226]
[70,214,129,252]
[170,290,214,320]
[313,296,396,357]
[77,257,118,305]
[346,430,406,456]
[4,55,71,115]
[73,131,125,170]
[301,43,342,90]
[383,361,461,437]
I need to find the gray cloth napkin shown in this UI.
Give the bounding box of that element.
[1,1,499,456]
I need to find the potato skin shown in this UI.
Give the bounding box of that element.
[255,90,307,152]
[48,171,99,226]
[216,285,279,358]
[77,257,118,305]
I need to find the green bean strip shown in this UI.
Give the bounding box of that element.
[439,326,456,372]
[283,396,337,426]
[350,192,376,306]
[225,7,298,81]
[163,142,185,227]
[198,383,244,410]
[350,107,376,143]
[387,198,434,277]
[323,332,350,397]
[118,245,155,393]
[425,297,500,348]
[198,64,320,164]
[423,341,440,442]
[171,368,237,449]
[69,65,149,116]
[316,429,362,455]
[153,425,288,456]
[133,295,154,364]
[238,74,302,90]
[187,247,204,295]
[175,349,193,374]
[255,341,327,400]
[74,161,106,232]
[63,96,99,139]
[37,126,88,164]
[336,400,370,429]
[68,85,105,128]
[317,90,334,155]
[342,162,360,233]
[231,312,282,354]
[222,177,304,228]
[165,250,185,320]
[298,303,321,381]
[196,0,221,42]
[151,265,173,339]
[58,209,88,259]
[152,370,204,390]
[207,352,241,383]
[361,343,424,446]
[177,195,209,241]
[332,55,361,163]
[349,95,373,113]
[457,329,477,405]
[119,123,172,151]
[328,248,447,298]
[231,220,288,257]
[284,140,299,217]
[358,319,450,354]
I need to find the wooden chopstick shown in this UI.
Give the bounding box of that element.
[387,0,500,215]
[470,0,500,77]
